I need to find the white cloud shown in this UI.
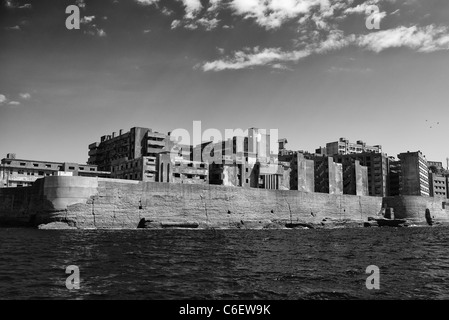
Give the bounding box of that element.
[80,16,95,24]
[356,25,449,53]
[97,29,107,37]
[171,20,181,29]
[229,0,347,30]
[19,3,31,9]
[202,47,311,71]
[196,17,220,31]
[200,23,449,71]
[0,94,6,104]
[6,25,21,31]
[136,0,159,5]
[8,101,20,106]
[19,93,31,100]
[76,0,86,9]
[179,0,203,19]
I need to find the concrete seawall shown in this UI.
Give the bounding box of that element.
[1,176,446,229]
[383,196,449,222]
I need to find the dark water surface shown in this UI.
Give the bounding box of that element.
[0,227,448,300]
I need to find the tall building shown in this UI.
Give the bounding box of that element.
[388,158,402,196]
[333,152,389,197]
[313,156,343,195]
[0,153,109,188]
[323,138,382,156]
[397,151,430,196]
[88,127,171,172]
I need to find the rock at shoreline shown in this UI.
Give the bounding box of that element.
[38,222,77,230]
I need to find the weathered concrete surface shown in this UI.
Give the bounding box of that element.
[383,196,449,222]
[0,176,384,229]
[13,176,449,229]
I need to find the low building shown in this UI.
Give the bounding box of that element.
[111,156,158,182]
[324,138,382,156]
[0,153,110,188]
[159,153,208,184]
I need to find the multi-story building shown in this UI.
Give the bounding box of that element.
[111,156,158,182]
[428,173,448,198]
[279,151,315,192]
[0,153,110,188]
[158,153,209,184]
[322,138,382,156]
[397,151,430,196]
[88,127,172,172]
[313,156,343,195]
[388,158,402,196]
[333,152,389,197]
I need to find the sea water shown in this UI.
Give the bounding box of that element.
[0,227,448,299]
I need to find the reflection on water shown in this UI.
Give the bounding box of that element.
[0,227,449,299]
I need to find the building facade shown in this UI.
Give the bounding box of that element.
[429,173,448,198]
[313,156,343,195]
[397,151,430,196]
[0,153,109,188]
[333,152,389,197]
[323,138,382,156]
[88,127,172,172]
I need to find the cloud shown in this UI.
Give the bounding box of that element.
[5,25,21,31]
[229,0,348,30]
[8,101,20,106]
[76,0,86,9]
[171,20,181,29]
[81,16,95,24]
[179,0,202,19]
[201,47,311,71]
[0,94,6,104]
[169,0,220,31]
[200,24,449,71]
[85,28,107,37]
[135,0,159,5]
[356,25,449,53]
[19,93,31,100]
[17,3,32,9]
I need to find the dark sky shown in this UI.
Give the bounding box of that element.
[1,0,449,164]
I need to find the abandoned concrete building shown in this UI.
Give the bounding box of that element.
[0,153,110,188]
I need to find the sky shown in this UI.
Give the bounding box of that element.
[0,0,448,165]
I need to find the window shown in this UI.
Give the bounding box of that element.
[90,168,95,171]
[174,173,181,178]
[18,170,24,174]
[20,163,26,166]
[33,164,39,167]
[69,166,75,170]
[79,167,85,171]
[45,164,51,168]
[38,171,44,175]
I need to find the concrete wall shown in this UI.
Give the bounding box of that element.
[383,196,449,222]
[297,155,314,193]
[0,176,384,228]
